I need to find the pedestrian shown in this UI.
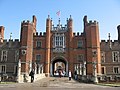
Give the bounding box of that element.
[58,70,61,78]
[29,69,35,83]
[74,70,77,80]
[68,70,72,81]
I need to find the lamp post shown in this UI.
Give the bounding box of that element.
[92,51,98,84]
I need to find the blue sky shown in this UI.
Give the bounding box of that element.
[0,0,120,40]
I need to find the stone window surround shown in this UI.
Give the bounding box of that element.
[0,65,6,73]
[112,51,119,62]
[53,33,65,48]
[36,40,42,48]
[1,50,8,61]
[77,40,83,48]
[35,54,41,61]
[101,66,106,75]
[53,33,65,52]
[113,66,119,74]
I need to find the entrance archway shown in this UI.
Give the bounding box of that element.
[50,57,68,76]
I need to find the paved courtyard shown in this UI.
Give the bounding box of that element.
[0,77,120,90]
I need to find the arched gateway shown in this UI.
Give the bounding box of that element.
[50,56,68,76]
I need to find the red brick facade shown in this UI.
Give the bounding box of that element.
[0,26,4,43]
[1,15,120,82]
[19,15,101,77]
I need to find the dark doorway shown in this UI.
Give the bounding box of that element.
[52,59,66,77]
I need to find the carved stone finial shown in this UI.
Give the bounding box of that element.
[108,33,110,40]
[10,33,12,40]
[83,15,87,23]
[58,18,60,25]
[48,15,50,18]
[67,18,68,23]
[108,33,112,49]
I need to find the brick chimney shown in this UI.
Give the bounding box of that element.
[117,25,120,43]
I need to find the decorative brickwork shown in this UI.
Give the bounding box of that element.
[1,15,120,83]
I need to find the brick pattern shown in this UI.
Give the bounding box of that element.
[100,40,120,76]
[2,15,120,80]
[0,39,20,81]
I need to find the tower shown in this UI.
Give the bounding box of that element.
[84,16,101,76]
[20,16,36,75]
[45,15,51,76]
[0,26,4,43]
[67,15,74,73]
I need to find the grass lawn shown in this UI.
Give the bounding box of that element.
[97,83,120,87]
[0,82,16,84]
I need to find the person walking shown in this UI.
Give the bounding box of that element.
[58,70,62,78]
[68,70,72,81]
[29,69,35,83]
[74,70,77,80]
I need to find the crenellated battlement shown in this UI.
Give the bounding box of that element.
[87,20,98,26]
[2,39,19,43]
[21,20,33,26]
[100,40,120,46]
[101,40,112,43]
[73,32,84,37]
[51,24,67,31]
[3,39,7,43]
[0,39,20,47]
[33,32,46,37]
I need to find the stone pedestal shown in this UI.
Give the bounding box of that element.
[17,60,23,83]
[93,76,98,84]
[93,62,98,84]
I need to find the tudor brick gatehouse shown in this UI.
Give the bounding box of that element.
[0,15,120,83]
